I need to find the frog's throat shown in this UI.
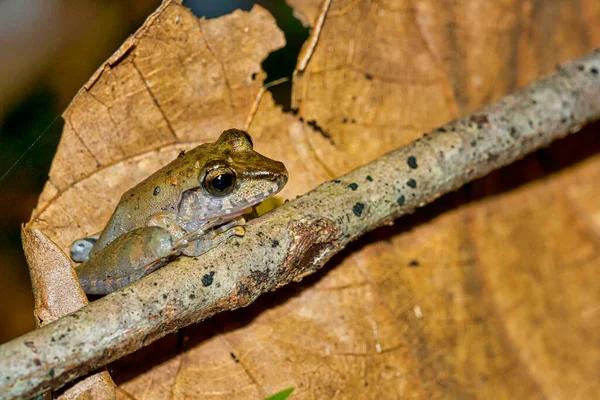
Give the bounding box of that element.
[178,186,276,220]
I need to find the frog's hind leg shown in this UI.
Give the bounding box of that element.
[70,232,101,263]
[76,226,173,294]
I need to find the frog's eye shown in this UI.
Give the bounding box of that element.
[203,167,236,196]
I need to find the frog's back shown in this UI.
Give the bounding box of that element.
[90,143,213,255]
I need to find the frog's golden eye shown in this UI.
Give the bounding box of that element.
[203,167,236,196]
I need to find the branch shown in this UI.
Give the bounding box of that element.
[2,50,600,399]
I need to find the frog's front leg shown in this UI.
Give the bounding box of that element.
[146,211,229,243]
[146,212,188,243]
[180,217,246,257]
[76,226,173,295]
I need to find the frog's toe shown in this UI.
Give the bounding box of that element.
[70,238,97,262]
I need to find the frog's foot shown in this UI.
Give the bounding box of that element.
[181,224,245,257]
[207,217,245,238]
[70,232,101,263]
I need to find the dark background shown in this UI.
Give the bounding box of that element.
[0,0,308,344]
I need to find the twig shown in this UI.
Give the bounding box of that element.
[244,77,290,131]
[294,0,332,74]
[292,0,332,111]
[1,49,599,399]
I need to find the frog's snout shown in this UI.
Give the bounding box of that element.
[271,162,288,189]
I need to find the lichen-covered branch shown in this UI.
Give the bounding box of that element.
[1,50,599,399]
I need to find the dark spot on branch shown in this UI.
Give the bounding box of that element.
[407,156,418,169]
[162,294,167,300]
[178,150,186,158]
[437,127,447,133]
[348,183,358,190]
[470,114,489,128]
[230,352,239,362]
[366,175,373,182]
[49,369,55,378]
[189,294,196,300]
[591,67,598,75]
[24,341,37,352]
[153,186,160,196]
[409,260,420,267]
[272,240,279,248]
[407,179,417,188]
[202,272,215,287]
[353,203,365,217]
[251,72,258,80]
[250,269,271,287]
[397,195,405,206]
[487,152,499,162]
[471,140,477,147]
[364,73,373,80]
[510,127,519,139]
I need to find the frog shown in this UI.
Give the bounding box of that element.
[70,129,288,295]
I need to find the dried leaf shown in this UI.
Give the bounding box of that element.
[24,0,600,398]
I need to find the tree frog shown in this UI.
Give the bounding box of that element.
[70,129,288,295]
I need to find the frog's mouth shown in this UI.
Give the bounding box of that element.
[178,188,266,231]
[219,192,274,218]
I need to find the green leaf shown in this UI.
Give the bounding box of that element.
[265,387,294,400]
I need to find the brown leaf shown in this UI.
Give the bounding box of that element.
[25,0,600,398]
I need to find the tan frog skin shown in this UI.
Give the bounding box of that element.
[70,129,288,295]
